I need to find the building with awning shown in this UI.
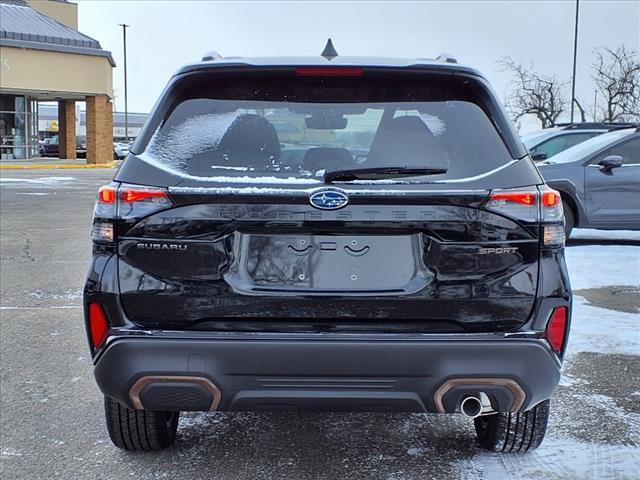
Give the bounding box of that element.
[0,0,114,163]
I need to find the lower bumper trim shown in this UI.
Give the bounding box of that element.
[95,336,561,413]
[129,375,221,411]
[433,377,526,413]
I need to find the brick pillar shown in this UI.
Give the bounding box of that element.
[58,100,76,159]
[86,95,112,165]
[106,99,114,159]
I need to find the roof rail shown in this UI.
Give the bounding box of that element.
[436,53,458,64]
[554,122,640,131]
[202,51,223,61]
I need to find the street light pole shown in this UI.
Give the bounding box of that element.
[570,0,579,123]
[119,23,130,142]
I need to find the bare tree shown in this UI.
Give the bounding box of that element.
[500,57,568,128]
[592,46,640,122]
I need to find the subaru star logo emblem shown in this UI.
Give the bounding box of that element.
[309,189,349,210]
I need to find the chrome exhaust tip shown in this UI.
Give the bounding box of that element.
[460,395,483,418]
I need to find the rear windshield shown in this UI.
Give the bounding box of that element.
[140,75,513,183]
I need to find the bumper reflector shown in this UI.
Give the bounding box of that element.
[88,303,109,348]
[546,307,568,354]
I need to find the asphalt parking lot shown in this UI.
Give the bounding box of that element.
[1,169,638,479]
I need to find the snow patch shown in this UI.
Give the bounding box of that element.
[570,228,640,241]
[559,373,588,387]
[1,448,23,457]
[419,113,446,136]
[565,245,640,289]
[572,393,640,428]
[459,437,640,480]
[406,446,425,457]
[565,296,639,356]
[29,289,83,301]
[147,112,239,171]
[0,176,75,184]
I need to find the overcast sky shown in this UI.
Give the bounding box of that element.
[76,0,639,132]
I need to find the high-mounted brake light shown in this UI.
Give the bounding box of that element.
[546,306,568,354]
[88,303,109,348]
[295,67,364,77]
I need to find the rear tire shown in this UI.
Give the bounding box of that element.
[562,199,575,238]
[104,396,180,451]
[473,399,550,452]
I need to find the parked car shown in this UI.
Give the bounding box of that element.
[39,134,86,158]
[85,52,571,453]
[113,141,131,160]
[537,127,640,236]
[522,122,638,161]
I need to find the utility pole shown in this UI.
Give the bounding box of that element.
[570,0,579,123]
[593,90,598,121]
[119,23,130,142]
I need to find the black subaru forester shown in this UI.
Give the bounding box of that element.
[84,51,571,452]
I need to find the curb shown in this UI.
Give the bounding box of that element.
[0,163,118,170]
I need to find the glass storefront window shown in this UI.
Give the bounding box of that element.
[0,94,40,159]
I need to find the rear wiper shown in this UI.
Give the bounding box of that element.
[324,166,447,183]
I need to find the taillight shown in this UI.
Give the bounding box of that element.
[117,185,172,220]
[122,189,168,203]
[546,306,569,354]
[485,186,565,246]
[88,303,109,348]
[488,191,536,206]
[486,189,540,222]
[295,67,364,77]
[539,186,564,246]
[92,183,173,243]
[98,186,116,203]
[542,191,560,207]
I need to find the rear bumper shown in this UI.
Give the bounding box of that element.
[94,334,561,414]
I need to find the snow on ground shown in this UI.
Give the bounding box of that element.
[571,228,640,242]
[565,296,639,357]
[564,242,639,356]
[0,176,76,185]
[460,437,639,480]
[564,245,640,290]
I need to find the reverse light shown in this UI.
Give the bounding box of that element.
[543,224,565,247]
[546,307,568,354]
[295,67,364,77]
[91,221,114,243]
[88,303,109,348]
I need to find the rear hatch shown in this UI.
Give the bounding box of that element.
[110,66,544,333]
